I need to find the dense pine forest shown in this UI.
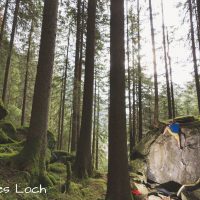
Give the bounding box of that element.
[1,0,200,199]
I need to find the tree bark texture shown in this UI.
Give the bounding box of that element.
[74,0,97,179]
[106,0,132,199]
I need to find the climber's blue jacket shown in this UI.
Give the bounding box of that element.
[169,122,180,134]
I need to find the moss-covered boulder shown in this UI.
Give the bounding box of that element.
[0,121,17,140]
[50,150,75,164]
[174,115,196,123]
[0,141,24,154]
[130,159,147,182]
[0,129,15,144]
[0,100,8,120]
[49,162,66,174]
[131,126,163,160]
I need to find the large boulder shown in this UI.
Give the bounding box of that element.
[131,116,200,185]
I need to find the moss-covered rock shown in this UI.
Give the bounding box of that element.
[0,141,23,158]
[0,121,17,140]
[0,129,15,144]
[50,150,75,164]
[131,127,162,159]
[49,163,66,174]
[0,100,8,120]
[174,115,196,123]
[130,159,147,183]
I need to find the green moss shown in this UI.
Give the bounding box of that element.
[0,129,16,144]
[0,100,8,120]
[93,170,105,179]
[51,150,75,164]
[52,150,71,157]
[48,173,57,185]
[0,142,23,158]
[0,152,18,166]
[129,159,147,182]
[68,182,82,194]
[0,144,20,154]
[38,173,54,187]
[49,162,66,174]
[0,162,107,200]
[0,121,17,140]
[47,130,56,151]
[0,152,18,158]
[162,115,197,124]
[0,140,25,147]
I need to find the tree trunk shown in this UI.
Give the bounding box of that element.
[196,0,200,34]
[189,0,200,114]
[57,74,64,150]
[195,0,200,53]
[131,13,136,152]
[149,0,159,126]
[68,108,73,153]
[0,0,9,50]
[137,0,143,141]
[76,0,85,140]
[21,21,34,127]
[92,71,97,168]
[74,0,97,179]
[2,0,20,103]
[166,30,175,118]
[126,0,133,157]
[95,84,100,170]
[106,0,131,199]
[71,0,82,152]
[15,0,58,186]
[60,28,71,150]
[161,0,172,119]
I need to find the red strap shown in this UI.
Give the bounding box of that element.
[131,189,142,195]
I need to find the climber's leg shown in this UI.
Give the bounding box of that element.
[172,134,182,149]
[163,127,171,135]
[163,127,182,149]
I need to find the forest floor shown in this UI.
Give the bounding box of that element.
[0,163,106,200]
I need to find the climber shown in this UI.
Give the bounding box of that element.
[163,119,182,149]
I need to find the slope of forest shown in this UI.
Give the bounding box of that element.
[0,103,106,200]
[0,165,106,200]
[1,0,200,199]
